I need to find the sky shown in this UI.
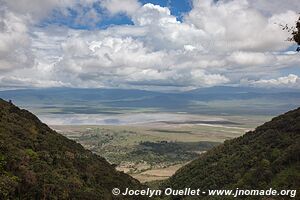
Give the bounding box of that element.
[0,0,299,91]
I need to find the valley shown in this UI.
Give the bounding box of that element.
[0,87,294,183]
[52,113,269,183]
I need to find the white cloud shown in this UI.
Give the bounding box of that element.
[101,0,141,16]
[248,0,300,15]
[191,70,230,86]
[227,52,274,66]
[0,76,70,88]
[0,0,299,90]
[186,0,298,52]
[133,3,176,26]
[246,74,300,88]
[1,0,96,22]
[0,9,34,72]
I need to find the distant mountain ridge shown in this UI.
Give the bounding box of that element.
[165,107,300,199]
[0,87,299,115]
[0,99,145,199]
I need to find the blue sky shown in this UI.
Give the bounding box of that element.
[40,0,193,30]
[139,0,192,20]
[40,7,134,29]
[0,0,299,90]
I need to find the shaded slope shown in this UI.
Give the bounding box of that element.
[0,99,145,199]
[165,107,300,199]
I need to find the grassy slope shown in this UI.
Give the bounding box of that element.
[165,107,300,199]
[0,99,146,200]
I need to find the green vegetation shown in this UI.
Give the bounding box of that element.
[55,116,258,183]
[1,97,298,200]
[164,107,300,199]
[0,99,146,200]
[130,141,218,165]
[114,140,218,167]
[291,16,300,51]
[58,126,224,175]
[57,123,247,183]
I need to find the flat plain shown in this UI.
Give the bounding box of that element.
[52,114,270,183]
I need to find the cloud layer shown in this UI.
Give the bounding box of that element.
[0,0,299,90]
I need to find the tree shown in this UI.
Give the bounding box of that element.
[292,16,300,51]
[281,16,300,51]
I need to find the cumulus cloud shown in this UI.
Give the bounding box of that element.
[228,52,272,66]
[101,0,141,16]
[1,0,97,22]
[0,9,34,72]
[0,0,299,90]
[0,0,100,74]
[246,74,300,88]
[191,70,230,86]
[186,0,298,52]
[248,0,300,15]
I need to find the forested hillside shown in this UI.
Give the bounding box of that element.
[165,107,300,199]
[0,99,145,200]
